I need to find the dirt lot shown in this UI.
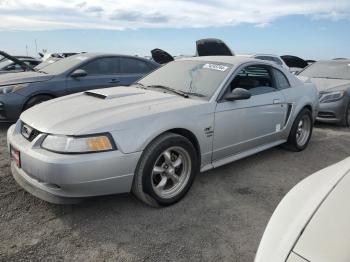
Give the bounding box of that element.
[0,123,349,262]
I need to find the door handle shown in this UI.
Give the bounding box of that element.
[273,99,282,104]
[109,79,120,84]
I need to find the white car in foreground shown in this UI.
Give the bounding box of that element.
[255,157,350,262]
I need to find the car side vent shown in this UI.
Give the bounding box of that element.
[284,104,293,126]
[84,91,106,99]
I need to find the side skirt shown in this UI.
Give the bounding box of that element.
[200,139,286,172]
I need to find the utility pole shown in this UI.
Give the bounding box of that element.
[35,39,38,55]
[26,45,28,56]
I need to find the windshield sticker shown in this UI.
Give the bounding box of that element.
[203,63,229,72]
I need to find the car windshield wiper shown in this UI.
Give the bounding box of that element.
[313,76,343,80]
[183,91,206,97]
[147,85,189,98]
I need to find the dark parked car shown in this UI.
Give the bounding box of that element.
[0,53,159,121]
[0,58,41,74]
[281,55,309,74]
[150,38,234,64]
[0,51,41,75]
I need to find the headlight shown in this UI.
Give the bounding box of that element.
[0,83,28,95]
[319,91,345,103]
[41,134,116,154]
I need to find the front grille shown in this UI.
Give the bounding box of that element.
[21,122,41,142]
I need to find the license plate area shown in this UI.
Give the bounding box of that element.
[10,145,21,168]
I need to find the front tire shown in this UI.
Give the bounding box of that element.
[284,108,313,152]
[132,132,198,207]
[341,103,350,127]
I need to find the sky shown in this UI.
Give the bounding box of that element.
[0,0,350,60]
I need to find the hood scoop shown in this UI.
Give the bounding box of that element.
[84,89,145,100]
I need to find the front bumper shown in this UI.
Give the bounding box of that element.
[0,93,26,122]
[316,96,349,124]
[7,122,142,204]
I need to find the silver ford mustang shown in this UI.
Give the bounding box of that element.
[7,56,319,206]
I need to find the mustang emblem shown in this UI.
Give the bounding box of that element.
[21,124,33,139]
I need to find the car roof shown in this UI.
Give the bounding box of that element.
[313,59,350,64]
[74,53,149,59]
[176,55,268,66]
[70,53,159,65]
[237,54,281,58]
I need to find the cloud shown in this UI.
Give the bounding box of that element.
[110,10,169,23]
[0,0,349,31]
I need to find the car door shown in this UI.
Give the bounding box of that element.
[65,57,122,94]
[119,57,156,85]
[212,64,288,161]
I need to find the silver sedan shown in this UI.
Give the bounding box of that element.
[7,56,319,206]
[298,60,350,127]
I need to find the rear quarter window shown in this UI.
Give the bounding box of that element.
[273,69,291,89]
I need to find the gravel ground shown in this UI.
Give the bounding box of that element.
[0,123,349,262]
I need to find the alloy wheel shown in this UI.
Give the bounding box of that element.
[151,146,192,199]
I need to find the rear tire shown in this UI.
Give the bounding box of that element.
[23,95,53,111]
[132,132,198,207]
[284,108,313,152]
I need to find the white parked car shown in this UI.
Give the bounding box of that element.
[255,157,350,262]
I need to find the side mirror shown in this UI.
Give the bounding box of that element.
[71,69,87,78]
[224,88,251,101]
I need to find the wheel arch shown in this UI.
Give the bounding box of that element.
[142,128,201,167]
[22,93,56,111]
[303,104,312,113]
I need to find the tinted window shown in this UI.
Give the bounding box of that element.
[80,57,120,75]
[231,65,276,96]
[120,57,152,74]
[273,69,290,89]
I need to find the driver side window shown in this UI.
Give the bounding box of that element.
[80,57,120,75]
[229,65,276,96]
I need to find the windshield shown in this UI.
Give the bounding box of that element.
[299,61,350,80]
[138,60,232,98]
[34,59,59,70]
[0,59,13,70]
[39,54,90,74]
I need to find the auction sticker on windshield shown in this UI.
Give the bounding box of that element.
[203,63,229,72]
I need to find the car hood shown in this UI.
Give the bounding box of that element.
[0,71,54,86]
[20,86,204,135]
[298,76,350,92]
[196,38,234,56]
[293,166,350,262]
[255,157,350,262]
